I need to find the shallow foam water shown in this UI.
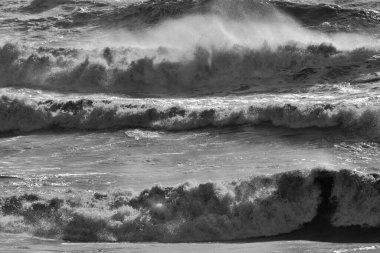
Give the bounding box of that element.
[2,233,380,253]
[1,126,379,195]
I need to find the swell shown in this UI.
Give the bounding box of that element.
[16,0,380,32]
[18,0,209,30]
[1,169,380,242]
[1,92,380,139]
[23,0,76,13]
[271,1,380,32]
[0,43,378,96]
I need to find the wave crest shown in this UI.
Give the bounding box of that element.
[1,91,380,139]
[0,43,377,96]
[2,169,380,242]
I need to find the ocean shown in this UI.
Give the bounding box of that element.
[1,0,380,252]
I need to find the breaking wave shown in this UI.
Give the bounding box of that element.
[1,91,380,138]
[1,169,380,242]
[0,42,378,96]
[2,0,380,245]
[3,0,380,96]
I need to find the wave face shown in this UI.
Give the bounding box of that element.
[1,169,380,242]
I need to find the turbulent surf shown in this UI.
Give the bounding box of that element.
[2,168,380,242]
[1,0,380,248]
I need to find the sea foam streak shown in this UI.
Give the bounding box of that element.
[1,169,380,242]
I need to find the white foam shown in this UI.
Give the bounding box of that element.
[1,88,380,138]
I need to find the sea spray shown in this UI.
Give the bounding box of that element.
[0,43,377,96]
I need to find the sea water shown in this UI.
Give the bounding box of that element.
[2,0,380,252]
